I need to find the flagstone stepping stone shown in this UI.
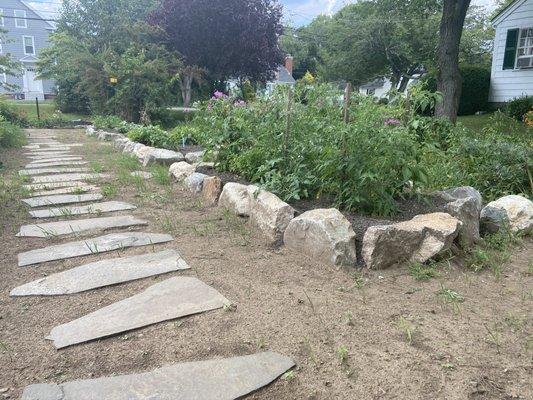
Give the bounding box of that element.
[130,171,153,179]
[28,157,84,164]
[25,161,88,169]
[28,154,78,160]
[18,232,172,267]
[19,167,91,176]
[47,276,225,348]
[24,181,93,191]
[29,200,136,218]
[32,173,108,184]
[32,185,99,197]
[25,149,76,154]
[22,193,104,208]
[11,249,187,296]
[17,215,147,238]
[21,351,294,400]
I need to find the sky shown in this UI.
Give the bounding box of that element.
[27,0,500,26]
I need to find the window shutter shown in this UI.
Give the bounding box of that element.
[503,29,519,70]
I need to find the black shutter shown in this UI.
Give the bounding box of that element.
[503,29,519,70]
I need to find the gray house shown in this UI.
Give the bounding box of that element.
[0,0,55,100]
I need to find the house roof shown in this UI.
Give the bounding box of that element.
[360,77,385,90]
[491,0,525,25]
[20,0,57,30]
[274,66,296,84]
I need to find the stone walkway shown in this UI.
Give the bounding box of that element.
[13,131,293,399]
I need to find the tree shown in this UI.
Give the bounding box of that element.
[459,6,494,67]
[149,0,284,106]
[435,0,471,123]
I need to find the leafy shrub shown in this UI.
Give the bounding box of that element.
[504,96,533,121]
[93,115,124,130]
[127,125,170,148]
[458,66,490,115]
[0,116,26,149]
[0,100,30,127]
[168,124,201,147]
[525,109,533,126]
[149,108,194,129]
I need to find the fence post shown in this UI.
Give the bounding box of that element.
[284,89,293,161]
[35,97,40,121]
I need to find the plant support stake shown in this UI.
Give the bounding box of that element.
[35,97,40,121]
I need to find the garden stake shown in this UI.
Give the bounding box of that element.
[284,89,293,162]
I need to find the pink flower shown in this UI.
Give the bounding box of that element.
[212,90,228,100]
[385,118,401,126]
[234,100,246,107]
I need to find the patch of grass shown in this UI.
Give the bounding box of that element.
[101,183,118,198]
[397,316,417,345]
[150,164,171,185]
[90,161,105,173]
[282,370,295,381]
[116,154,141,171]
[437,284,464,313]
[336,345,349,364]
[409,260,440,281]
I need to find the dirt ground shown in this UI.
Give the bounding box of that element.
[0,129,532,399]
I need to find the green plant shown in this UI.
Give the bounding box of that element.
[336,345,349,364]
[101,183,117,198]
[150,165,171,185]
[397,316,416,345]
[409,260,440,280]
[128,125,170,148]
[0,117,26,149]
[437,284,464,313]
[504,96,533,121]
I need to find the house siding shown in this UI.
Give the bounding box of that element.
[489,0,533,103]
[0,0,55,99]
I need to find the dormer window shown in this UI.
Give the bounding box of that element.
[14,10,27,28]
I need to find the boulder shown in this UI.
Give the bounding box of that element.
[480,195,533,234]
[434,186,482,246]
[169,162,196,182]
[133,144,152,162]
[250,190,295,243]
[114,138,131,151]
[185,151,204,164]
[184,172,208,193]
[218,182,256,217]
[283,208,357,267]
[86,126,96,136]
[362,212,462,270]
[202,176,223,206]
[122,141,137,154]
[97,131,123,141]
[142,148,184,167]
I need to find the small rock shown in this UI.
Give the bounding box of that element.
[184,172,207,193]
[218,182,256,217]
[202,176,223,206]
[250,189,295,243]
[283,208,357,267]
[480,195,533,235]
[142,148,184,167]
[169,162,196,182]
[362,212,462,269]
[86,126,96,136]
[185,151,204,164]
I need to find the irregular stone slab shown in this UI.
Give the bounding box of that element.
[250,189,295,243]
[86,126,96,136]
[133,144,152,161]
[32,173,108,184]
[169,161,195,181]
[122,140,137,153]
[18,232,172,267]
[24,181,94,192]
[143,148,184,166]
[17,215,146,238]
[25,161,88,169]
[480,195,533,234]
[362,212,461,269]
[184,172,207,193]
[32,185,99,197]
[218,182,257,217]
[21,351,294,400]
[28,157,84,164]
[28,153,76,160]
[11,249,188,296]
[202,176,223,206]
[19,167,91,176]
[130,171,153,179]
[22,193,103,208]
[29,201,136,219]
[46,276,226,348]
[97,131,123,141]
[185,150,204,164]
[284,208,357,267]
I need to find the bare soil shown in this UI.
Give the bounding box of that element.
[0,129,531,399]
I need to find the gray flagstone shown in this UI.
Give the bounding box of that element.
[24,181,94,191]
[11,249,188,296]
[46,277,227,349]
[21,352,294,400]
[25,161,88,169]
[17,215,147,238]
[32,185,99,197]
[19,167,91,176]
[22,193,104,208]
[28,157,84,164]
[32,173,108,184]
[18,232,172,266]
[28,154,78,160]
[29,200,136,218]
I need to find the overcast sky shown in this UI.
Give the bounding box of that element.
[27,0,500,26]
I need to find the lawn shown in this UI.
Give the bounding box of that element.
[5,100,90,121]
[457,113,492,131]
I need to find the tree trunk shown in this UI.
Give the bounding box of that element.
[435,0,471,123]
[180,73,192,108]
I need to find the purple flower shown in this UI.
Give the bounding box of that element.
[385,118,401,126]
[234,100,246,107]
[212,90,228,100]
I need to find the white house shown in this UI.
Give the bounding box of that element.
[358,75,422,99]
[489,0,533,104]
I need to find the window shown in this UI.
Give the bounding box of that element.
[14,10,27,28]
[23,36,35,55]
[516,28,533,68]
[0,9,4,27]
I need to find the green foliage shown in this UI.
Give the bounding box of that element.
[409,260,440,280]
[0,117,26,149]
[504,96,533,121]
[0,99,30,127]
[149,108,194,129]
[93,115,124,130]
[168,124,201,147]
[127,125,169,147]
[457,66,491,115]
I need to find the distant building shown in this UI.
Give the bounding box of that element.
[358,75,422,99]
[0,0,56,100]
[265,56,296,94]
[489,0,533,104]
